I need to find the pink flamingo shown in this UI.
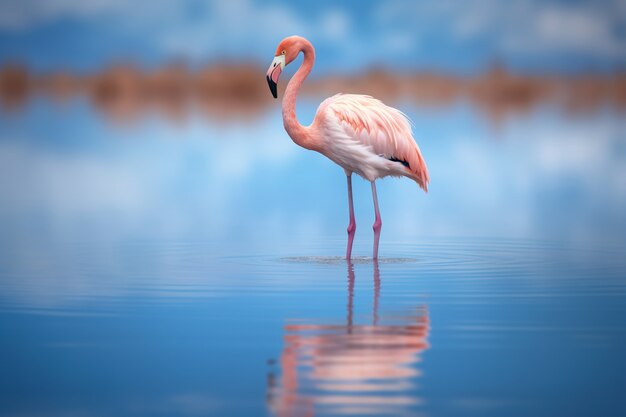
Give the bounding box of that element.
[266,36,429,260]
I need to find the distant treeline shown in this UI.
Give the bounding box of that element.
[1,62,624,123]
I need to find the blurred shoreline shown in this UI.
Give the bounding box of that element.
[1,62,625,123]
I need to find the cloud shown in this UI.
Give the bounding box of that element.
[159,0,311,58]
[374,0,626,60]
[501,5,626,57]
[0,0,624,71]
[0,0,129,30]
[157,1,359,61]
[0,0,351,60]
[320,9,350,39]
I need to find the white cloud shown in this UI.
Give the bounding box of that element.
[320,9,350,39]
[159,0,311,58]
[0,0,129,30]
[1,0,624,67]
[503,6,626,57]
[375,0,626,60]
[0,0,310,55]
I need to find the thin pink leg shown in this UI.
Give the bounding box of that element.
[346,175,356,260]
[371,181,382,260]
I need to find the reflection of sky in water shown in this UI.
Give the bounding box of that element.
[1,102,625,417]
[1,100,625,246]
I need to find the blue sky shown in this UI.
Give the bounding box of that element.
[0,0,625,74]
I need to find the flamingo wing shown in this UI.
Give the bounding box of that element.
[319,94,429,191]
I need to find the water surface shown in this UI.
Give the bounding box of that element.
[0,101,625,416]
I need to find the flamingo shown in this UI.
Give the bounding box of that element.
[266,36,429,260]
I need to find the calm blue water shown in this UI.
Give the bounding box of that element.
[1,100,625,417]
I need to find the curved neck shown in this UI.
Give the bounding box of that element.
[283,40,315,150]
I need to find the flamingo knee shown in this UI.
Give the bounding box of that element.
[346,220,356,260]
[373,218,382,232]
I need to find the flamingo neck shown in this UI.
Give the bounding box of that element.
[282,40,316,150]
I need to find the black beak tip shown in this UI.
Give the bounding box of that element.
[267,75,278,99]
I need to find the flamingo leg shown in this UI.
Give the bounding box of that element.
[371,181,382,260]
[346,174,356,260]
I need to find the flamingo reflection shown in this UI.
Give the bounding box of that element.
[268,261,430,417]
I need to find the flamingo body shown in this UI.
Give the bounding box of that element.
[315,93,429,190]
[266,36,429,259]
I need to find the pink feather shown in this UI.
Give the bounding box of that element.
[319,94,429,191]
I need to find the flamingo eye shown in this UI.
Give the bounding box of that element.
[281,50,286,55]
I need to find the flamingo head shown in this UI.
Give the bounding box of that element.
[266,36,302,99]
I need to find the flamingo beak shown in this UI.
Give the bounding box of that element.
[266,55,285,99]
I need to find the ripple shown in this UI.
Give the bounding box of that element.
[279,256,417,265]
[1,238,625,311]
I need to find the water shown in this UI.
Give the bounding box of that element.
[0,100,625,416]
